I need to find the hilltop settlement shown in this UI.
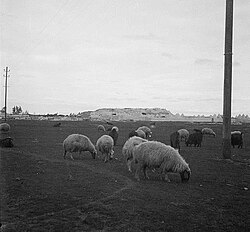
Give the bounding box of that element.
[1,108,250,124]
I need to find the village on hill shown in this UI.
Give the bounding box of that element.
[1,107,250,124]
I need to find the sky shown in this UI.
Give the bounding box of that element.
[0,0,249,116]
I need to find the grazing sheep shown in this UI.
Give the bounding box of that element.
[231,131,242,135]
[177,129,189,142]
[128,130,138,138]
[137,126,152,139]
[133,141,191,182]
[63,134,97,160]
[150,122,156,129]
[96,135,114,163]
[202,127,216,137]
[186,130,203,147]
[0,123,10,133]
[122,136,147,172]
[97,125,106,132]
[108,126,119,146]
[0,137,14,148]
[129,129,146,139]
[111,126,119,132]
[170,131,180,152]
[53,122,61,127]
[134,129,147,139]
[231,131,243,148]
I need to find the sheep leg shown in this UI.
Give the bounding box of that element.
[164,173,170,182]
[78,151,82,158]
[143,165,149,179]
[70,153,74,160]
[110,150,114,159]
[63,150,67,159]
[127,159,132,172]
[135,166,141,181]
[104,153,108,163]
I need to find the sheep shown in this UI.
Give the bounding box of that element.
[97,124,106,132]
[128,130,138,138]
[177,129,189,142]
[96,135,114,162]
[108,126,119,146]
[150,121,156,129]
[186,130,203,147]
[231,130,242,135]
[0,123,10,133]
[137,126,152,139]
[133,141,191,182]
[129,129,146,139]
[0,137,14,148]
[231,132,243,148]
[135,129,147,139]
[111,126,119,132]
[170,131,180,152]
[202,127,216,137]
[122,136,147,172]
[106,121,114,126]
[63,134,97,160]
[53,122,61,127]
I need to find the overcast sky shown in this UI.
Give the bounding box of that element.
[0,0,249,115]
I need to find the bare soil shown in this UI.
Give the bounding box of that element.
[1,120,250,231]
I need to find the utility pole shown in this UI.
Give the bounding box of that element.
[223,0,234,159]
[3,67,10,122]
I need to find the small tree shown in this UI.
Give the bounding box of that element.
[1,107,6,113]
[12,106,15,114]
[18,106,22,114]
[15,106,19,114]
[12,105,23,114]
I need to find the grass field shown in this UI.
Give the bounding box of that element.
[0,120,250,231]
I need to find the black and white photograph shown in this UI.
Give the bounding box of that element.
[0,0,249,231]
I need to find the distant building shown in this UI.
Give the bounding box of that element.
[90,108,174,121]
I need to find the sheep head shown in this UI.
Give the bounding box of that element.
[180,169,191,182]
[0,137,14,148]
[91,149,97,159]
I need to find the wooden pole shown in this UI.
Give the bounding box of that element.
[4,67,10,122]
[222,0,234,159]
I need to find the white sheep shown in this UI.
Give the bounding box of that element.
[135,129,147,139]
[96,135,114,163]
[63,134,97,160]
[111,126,119,132]
[202,127,216,137]
[231,130,244,139]
[108,126,119,146]
[150,121,156,129]
[97,125,106,132]
[137,126,152,138]
[122,136,147,172]
[231,130,242,135]
[133,141,191,182]
[177,129,189,142]
[0,123,10,133]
